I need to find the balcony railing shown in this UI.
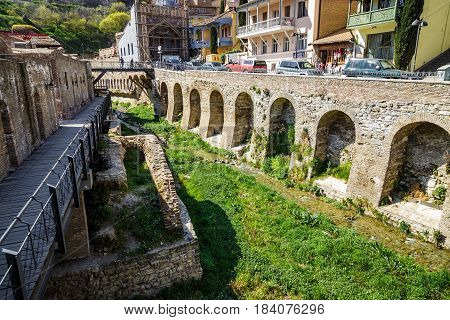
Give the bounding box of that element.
[190,40,210,49]
[237,17,294,36]
[347,6,398,28]
[219,37,232,47]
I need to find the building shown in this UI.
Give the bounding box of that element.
[309,0,354,69]
[235,0,317,71]
[188,0,219,23]
[118,0,189,62]
[190,9,240,60]
[347,0,450,70]
[0,31,61,50]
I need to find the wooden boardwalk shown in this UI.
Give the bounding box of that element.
[0,96,106,292]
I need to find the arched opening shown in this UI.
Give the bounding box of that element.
[173,83,183,122]
[148,25,183,61]
[315,111,355,168]
[33,91,46,140]
[381,122,449,207]
[207,90,224,137]
[0,101,18,167]
[160,82,168,117]
[268,97,295,156]
[188,89,201,130]
[233,92,253,147]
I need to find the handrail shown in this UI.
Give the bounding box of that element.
[237,17,294,35]
[0,93,111,299]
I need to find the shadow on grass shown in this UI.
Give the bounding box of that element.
[154,187,240,299]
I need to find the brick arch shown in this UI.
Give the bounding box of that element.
[379,114,450,203]
[188,88,201,129]
[172,83,183,122]
[231,91,254,147]
[268,95,296,156]
[313,109,357,171]
[207,89,224,137]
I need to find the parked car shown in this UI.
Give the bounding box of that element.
[201,62,228,71]
[276,60,322,75]
[225,59,267,73]
[184,60,203,70]
[342,58,422,79]
[165,59,184,71]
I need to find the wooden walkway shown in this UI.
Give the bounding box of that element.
[0,97,106,291]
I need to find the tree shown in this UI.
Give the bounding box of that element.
[394,0,424,70]
[238,0,248,27]
[109,2,127,14]
[220,0,225,14]
[210,26,218,54]
[99,11,130,35]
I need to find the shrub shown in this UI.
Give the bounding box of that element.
[432,185,447,205]
[399,220,411,235]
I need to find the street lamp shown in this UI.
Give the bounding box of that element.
[411,19,428,71]
[292,32,299,59]
[158,45,162,65]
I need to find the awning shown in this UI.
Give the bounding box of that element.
[311,29,353,46]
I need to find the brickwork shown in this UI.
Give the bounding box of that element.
[153,70,450,245]
[317,0,349,39]
[114,135,183,233]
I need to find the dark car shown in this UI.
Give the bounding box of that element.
[201,62,228,71]
[342,58,422,79]
[165,59,184,71]
[184,60,203,70]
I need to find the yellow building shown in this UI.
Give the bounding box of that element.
[190,9,240,61]
[347,0,450,70]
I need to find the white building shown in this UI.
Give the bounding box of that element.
[236,0,319,71]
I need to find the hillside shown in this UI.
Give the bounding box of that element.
[0,0,131,55]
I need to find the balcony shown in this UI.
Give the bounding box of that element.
[219,37,232,47]
[190,40,210,49]
[347,5,400,28]
[237,17,294,38]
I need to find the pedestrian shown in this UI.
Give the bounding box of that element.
[130,58,134,69]
[120,57,124,67]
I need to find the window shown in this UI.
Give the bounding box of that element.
[273,10,279,18]
[252,15,257,23]
[285,6,291,17]
[298,1,307,18]
[262,41,267,54]
[64,72,68,89]
[131,44,134,55]
[127,44,130,55]
[364,60,379,70]
[262,12,267,21]
[272,39,278,53]
[283,37,290,52]
[366,32,394,60]
[251,42,257,55]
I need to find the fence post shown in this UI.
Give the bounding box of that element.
[48,184,66,254]
[90,120,97,150]
[2,249,29,299]
[67,156,80,208]
[78,138,88,180]
[86,128,93,165]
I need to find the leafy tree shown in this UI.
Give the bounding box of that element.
[11,24,39,34]
[33,4,61,27]
[210,26,218,54]
[394,0,424,70]
[99,11,130,35]
[220,0,225,14]
[109,2,127,14]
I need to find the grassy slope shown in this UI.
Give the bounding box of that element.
[114,102,450,300]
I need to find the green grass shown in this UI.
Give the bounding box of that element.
[117,101,450,300]
[120,147,179,252]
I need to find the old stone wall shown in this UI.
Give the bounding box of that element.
[114,134,183,233]
[153,70,450,244]
[154,70,450,205]
[0,47,95,181]
[0,55,58,180]
[46,237,202,299]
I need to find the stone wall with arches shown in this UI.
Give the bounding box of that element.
[154,70,450,241]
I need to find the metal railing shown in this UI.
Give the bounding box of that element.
[237,17,294,35]
[91,61,154,70]
[0,94,111,300]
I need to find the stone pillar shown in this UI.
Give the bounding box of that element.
[64,191,90,260]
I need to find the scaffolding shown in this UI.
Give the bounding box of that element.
[135,0,189,61]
